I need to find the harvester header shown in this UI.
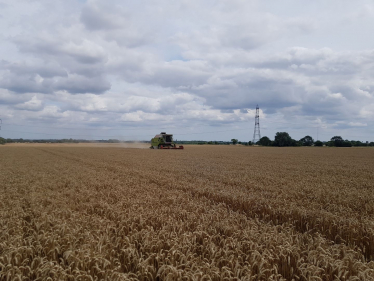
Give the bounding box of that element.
[150,132,184,149]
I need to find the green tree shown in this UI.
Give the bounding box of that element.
[231,139,238,145]
[299,135,314,146]
[352,140,363,147]
[314,140,323,146]
[343,140,352,147]
[330,136,352,147]
[273,132,293,147]
[331,136,343,147]
[0,137,6,145]
[292,139,302,147]
[257,136,272,146]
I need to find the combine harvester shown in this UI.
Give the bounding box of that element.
[150,132,184,149]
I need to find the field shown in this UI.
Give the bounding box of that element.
[1,144,374,280]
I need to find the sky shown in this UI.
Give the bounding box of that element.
[1,0,374,142]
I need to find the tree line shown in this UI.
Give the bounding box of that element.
[1,134,373,147]
[254,132,374,147]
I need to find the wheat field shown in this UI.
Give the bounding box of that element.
[0,144,373,280]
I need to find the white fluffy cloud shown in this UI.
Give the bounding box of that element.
[0,0,374,141]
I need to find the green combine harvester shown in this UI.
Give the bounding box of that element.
[150,132,184,149]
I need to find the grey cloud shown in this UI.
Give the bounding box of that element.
[0,71,110,95]
[2,0,374,141]
[197,81,304,113]
[14,36,107,66]
[10,35,109,82]
[284,18,316,34]
[252,48,374,79]
[173,14,317,56]
[3,35,111,94]
[115,60,211,88]
[107,45,374,121]
[80,3,124,31]
[58,92,199,116]
[54,75,111,94]
[80,1,155,48]
[106,30,155,48]
[1,60,68,78]
[14,96,44,111]
[0,73,50,94]
[0,89,32,105]
[251,48,333,69]
[145,64,210,89]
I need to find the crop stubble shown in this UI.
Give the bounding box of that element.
[0,145,374,280]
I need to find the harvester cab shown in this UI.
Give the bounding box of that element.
[150,132,184,149]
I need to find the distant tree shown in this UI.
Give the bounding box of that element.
[231,139,238,145]
[0,137,6,145]
[314,140,323,146]
[257,136,272,146]
[292,139,302,147]
[331,136,343,147]
[343,140,352,147]
[369,142,374,147]
[299,135,314,146]
[352,140,364,147]
[329,136,353,147]
[247,141,252,146]
[273,132,293,147]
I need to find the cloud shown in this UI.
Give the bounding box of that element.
[348,122,367,127]
[1,0,374,141]
[14,96,44,111]
[54,91,201,116]
[80,2,124,31]
[1,60,68,78]
[0,88,32,104]
[79,0,156,47]
[3,34,111,94]
[54,75,111,94]
[14,36,107,66]
[0,71,110,95]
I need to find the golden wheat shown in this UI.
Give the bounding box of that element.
[0,145,374,280]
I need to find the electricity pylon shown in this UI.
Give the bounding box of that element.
[252,105,261,144]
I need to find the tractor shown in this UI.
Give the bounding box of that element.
[150,132,184,149]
